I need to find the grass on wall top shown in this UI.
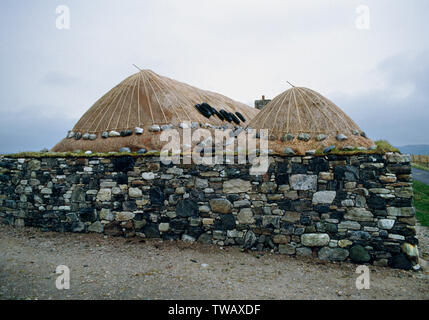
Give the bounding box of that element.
[1,140,400,159]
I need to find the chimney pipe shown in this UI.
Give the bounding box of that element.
[262,95,265,101]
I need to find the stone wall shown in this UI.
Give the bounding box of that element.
[0,153,419,270]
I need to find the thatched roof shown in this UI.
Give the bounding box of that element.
[52,69,259,152]
[248,86,374,154]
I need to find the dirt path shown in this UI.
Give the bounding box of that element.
[412,167,429,185]
[0,224,428,300]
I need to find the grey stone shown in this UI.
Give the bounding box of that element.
[109,131,120,137]
[315,134,327,141]
[88,221,104,233]
[137,148,147,154]
[149,125,161,132]
[301,233,330,247]
[344,208,373,221]
[290,174,317,191]
[243,230,257,249]
[312,191,336,204]
[281,134,294,142]
[298,133,311,141]
[296,247,313,257]
[336,134,348,141]
[323,145,336,153]
[283,147,295,155]
[279,243,296,255]
[237,208,254,224]
[378,219,395,230]
[129,188,142,198]
[318,247,349,261]
[119,147,131,153]
[135,127,144,134]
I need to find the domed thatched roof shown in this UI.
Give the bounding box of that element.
[248,86,374,154]
[52,69,259,152]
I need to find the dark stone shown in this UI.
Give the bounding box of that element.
[325,223,338,233]
[389,254,412,270]
[79,208,96,222]
[224,167,241,178]
[367,196,386,210]
[122,201,137,211]
[348,231,371,241]
[350,245,371,263]
[190,189,205,202]
[291,163,307,174]
[390,198,412,207]
[143,224,160,238]
[71,187,86,202]
[329,211,344,220]
[278,200,292,211]
[150,187,164,206]
[116,173,128,185]
[243,230,257,249]
[300,215,312,226]
[176,199,198,217]
[275,174,289,185]
[112,157,135,172]
[334,166,359,181]
[315,205,330,213]
[291,199,312,211]
[277,162,288,173]
[308,157,329,172]
[170,219,188,231]
[219,214,236,230]
[104,221,123,237]
[187,226,204,238]
[361,170,376,180]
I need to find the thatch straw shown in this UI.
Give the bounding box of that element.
[248,86,374,154]
[52,69,259,152]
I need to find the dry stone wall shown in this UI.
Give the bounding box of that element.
[0,153,419,270]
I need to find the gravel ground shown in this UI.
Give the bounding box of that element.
[0,224,428,300]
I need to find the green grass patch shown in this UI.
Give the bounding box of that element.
[413,180,429,227]
[412,163,429,172]
[374,140,400,153]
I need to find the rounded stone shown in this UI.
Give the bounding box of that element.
[119,147,131,153]
[349,245,370,263]
[283,147,295,155]
[298,133,311,141]
[209,198,232,214]
[135,127,144,134]
[336,134,348,141]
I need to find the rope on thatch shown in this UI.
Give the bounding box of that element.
[302,87,354,133]
[249,86,366,137]
[296,87,338,133]
[272,90,292,133]
[139,71,155,125]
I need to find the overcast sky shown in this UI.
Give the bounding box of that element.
[0,0,428,153]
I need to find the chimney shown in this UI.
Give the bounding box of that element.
[262,95,265,101]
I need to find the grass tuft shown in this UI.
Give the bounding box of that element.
[413,180,429,227]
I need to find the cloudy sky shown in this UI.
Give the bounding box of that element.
[0,0,428,153]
